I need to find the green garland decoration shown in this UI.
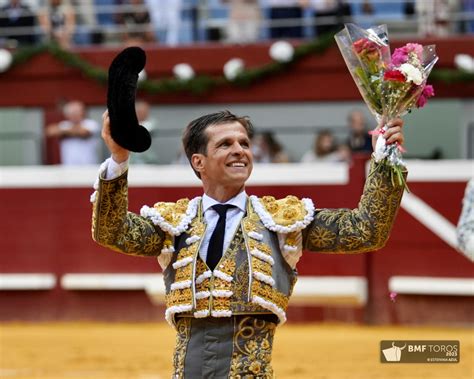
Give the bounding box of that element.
[3,34,473,96]
[430,68,474,84]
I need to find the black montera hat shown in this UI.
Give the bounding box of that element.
[107,46,151,153]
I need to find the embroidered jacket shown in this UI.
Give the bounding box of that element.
[91,159,405,326]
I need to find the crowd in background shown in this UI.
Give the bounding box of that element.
[44,99,376,166]
[1,0,473,48]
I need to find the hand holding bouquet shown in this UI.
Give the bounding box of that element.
[335,24,438,189]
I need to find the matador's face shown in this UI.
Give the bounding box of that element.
[192,122,253,196]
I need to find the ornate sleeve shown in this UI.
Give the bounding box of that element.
[91,171,165,256]
[303,159,406,253]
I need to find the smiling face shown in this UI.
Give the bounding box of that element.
[191,122,253,201]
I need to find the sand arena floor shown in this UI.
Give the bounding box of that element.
[0,322,472,379]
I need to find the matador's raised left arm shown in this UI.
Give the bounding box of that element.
[303,158,406,253]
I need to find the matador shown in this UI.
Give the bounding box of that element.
[91,110,406,378]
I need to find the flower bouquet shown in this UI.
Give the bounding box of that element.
[335,24,438,189]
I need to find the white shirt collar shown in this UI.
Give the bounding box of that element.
[202,191,247,213]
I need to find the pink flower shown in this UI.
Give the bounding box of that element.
[391,43,423,66]
[391,48,408,66]
[384,69,406,82]
[416,84,435,108]
[406,43,423,60]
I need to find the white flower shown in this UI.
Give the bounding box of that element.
[373,125,389,162]
[454,54,474,73]
[223,58,245,80]
[0,49,12,73]
[373,134,388,162]
[399,63,423,85]
[269,41,294,63]
[173,63,195,81]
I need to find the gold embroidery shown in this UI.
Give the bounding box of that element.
[306,225,337,249]
[304,159,405,253]
[195,259,207,275]
[208,230,240,314]
[260,195,308,227]
[252,257,273,276]
[248,239,272,254]
[213,279,232,291]
[252,281,289,312]
[189,220,205,236]
[177,247,189,260]
[166,288,192,307]
[231,260,258,313]
[92,173,164,256]
[153,198,190,228]
[194,257,211,311]
[216,259,236,276]
[177,245,197,260]
[196,298,209,311]
[172,317,191,379]
[229,316,275,378]
[162,234,174,251]
[243,218,264,234]
[285,231,299,247]
[196,278,211,293]
[212,297,231,311]
[175,264,193,282]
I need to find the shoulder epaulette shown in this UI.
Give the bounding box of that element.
[249,195,314,233]
[140,197,201,236]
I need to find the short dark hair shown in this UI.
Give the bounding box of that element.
[182,110,254,177]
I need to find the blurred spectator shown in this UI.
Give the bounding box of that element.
[145,0,182,45]
[223,0,261,43]
[183,0,199,43]
[463,0,474,33]
[403,0,416,16]
[204,0,229,41]
[309,0,351,37]
[268,0,305,39]
[416,0,458,37]
[457,178,474,260]
[252,131,290,163]
[46,100,100,165]
[301,129,350,162]
[115,0,155,44]
[92,0,116,44]
[130,100,159,164]
[38,0,76,48]
[346,109,372,154]
[362,0,374,15]
[94,0,116,27]
[0,0,37,47]
[71,0,97,44]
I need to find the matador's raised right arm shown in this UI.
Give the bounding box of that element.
[91,170,165,257]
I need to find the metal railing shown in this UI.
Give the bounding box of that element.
[0,1,473,47]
